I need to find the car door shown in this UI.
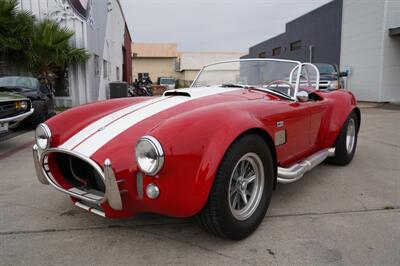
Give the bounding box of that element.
[268,101,311,166]
[301,100,327,148]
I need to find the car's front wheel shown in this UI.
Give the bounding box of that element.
[197,133,274,239]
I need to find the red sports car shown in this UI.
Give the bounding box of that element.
[33,59,360,239]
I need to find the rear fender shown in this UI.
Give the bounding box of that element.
[316,90,359,148]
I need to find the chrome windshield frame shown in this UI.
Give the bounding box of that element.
[191,58,323,102]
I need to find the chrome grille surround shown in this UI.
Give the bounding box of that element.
[33,145,123,212]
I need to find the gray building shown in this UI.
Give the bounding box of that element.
[243,0,343,66]
[340,0,400,102]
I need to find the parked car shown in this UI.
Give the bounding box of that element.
[0,92,34,137]
[0,76,55,127]
[314,63,347,90]
[158,77,176,90]
[32,59,360,239]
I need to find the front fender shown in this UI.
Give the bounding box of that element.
[149,105,274,217]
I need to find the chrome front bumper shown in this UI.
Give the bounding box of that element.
[0,108,34,123]
[33,145,123,214]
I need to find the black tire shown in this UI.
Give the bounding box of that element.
[326,111,359,165]
[27,100,47,127]
[197,133,274,240]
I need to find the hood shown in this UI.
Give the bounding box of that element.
[0,91,28,102]
[51,86,265,158]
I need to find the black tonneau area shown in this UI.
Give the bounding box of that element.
[164,91,191,97]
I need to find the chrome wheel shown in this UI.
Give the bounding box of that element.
[228,152,264,221]
[346,118,356,154]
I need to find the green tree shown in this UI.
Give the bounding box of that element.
[0,0,89,78]
[0,0,34,69]
[28,19,90,78]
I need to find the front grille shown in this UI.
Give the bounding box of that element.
[0,101,30,119]
[319,81,329,89]
[53,153,105,193]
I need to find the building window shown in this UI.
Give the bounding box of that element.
[94,54,100,76]
[272,47,281,56]
[116,66,120,80]
[258,52,266,58]
[138,73,149,80]
[290,40,302,51]
[103,60,107,78]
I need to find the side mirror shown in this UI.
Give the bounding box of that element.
[297,91,309,102]
[339,71,348,77]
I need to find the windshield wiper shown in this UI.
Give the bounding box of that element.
[266,88,289,97]
[249,86,293,100]
[219,83,245,88]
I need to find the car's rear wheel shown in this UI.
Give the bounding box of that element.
[197,133,274,240]
[327,111,359,165]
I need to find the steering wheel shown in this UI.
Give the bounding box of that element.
[263,80,294,97]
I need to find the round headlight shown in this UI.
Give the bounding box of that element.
[20,101,28,110]
[35,123,52,150]
[135,136,164,176]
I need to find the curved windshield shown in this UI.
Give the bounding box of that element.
[192,59,301,98]
[0,76,38,91]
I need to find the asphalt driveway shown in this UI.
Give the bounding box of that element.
[0,105,399,266]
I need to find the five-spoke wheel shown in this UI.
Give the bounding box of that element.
[197,134,274,240]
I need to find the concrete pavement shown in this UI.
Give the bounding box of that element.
[0,106,399,266]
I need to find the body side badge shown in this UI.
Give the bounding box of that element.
[275,129,286,146]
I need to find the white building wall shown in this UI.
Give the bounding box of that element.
[98,0,125,100]
[381,0,400,102]
[341,0,400,102]
[19,0,127,106]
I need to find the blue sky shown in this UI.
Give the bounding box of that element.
[120,0,332,52]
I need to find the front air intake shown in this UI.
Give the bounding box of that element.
[54,153,105,193]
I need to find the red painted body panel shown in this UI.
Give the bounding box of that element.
[45,97,151,147]
[44,88,358,218]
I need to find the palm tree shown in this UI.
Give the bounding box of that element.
[28,19,90,78]
[0,0,89,79]
[0,0,34,69]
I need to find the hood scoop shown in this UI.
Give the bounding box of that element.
[164,90,191,97]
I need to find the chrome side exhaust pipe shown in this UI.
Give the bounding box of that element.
[277,148,335,184]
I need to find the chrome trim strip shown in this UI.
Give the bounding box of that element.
[32,145,49,185]
[277,148,335,184]
[103,159,123,210]
[0,108,34,123]
[136,172,144,199]
[74,201,106,217]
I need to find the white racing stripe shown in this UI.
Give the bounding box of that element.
[60,97,164,150]
[65,87,240,157]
